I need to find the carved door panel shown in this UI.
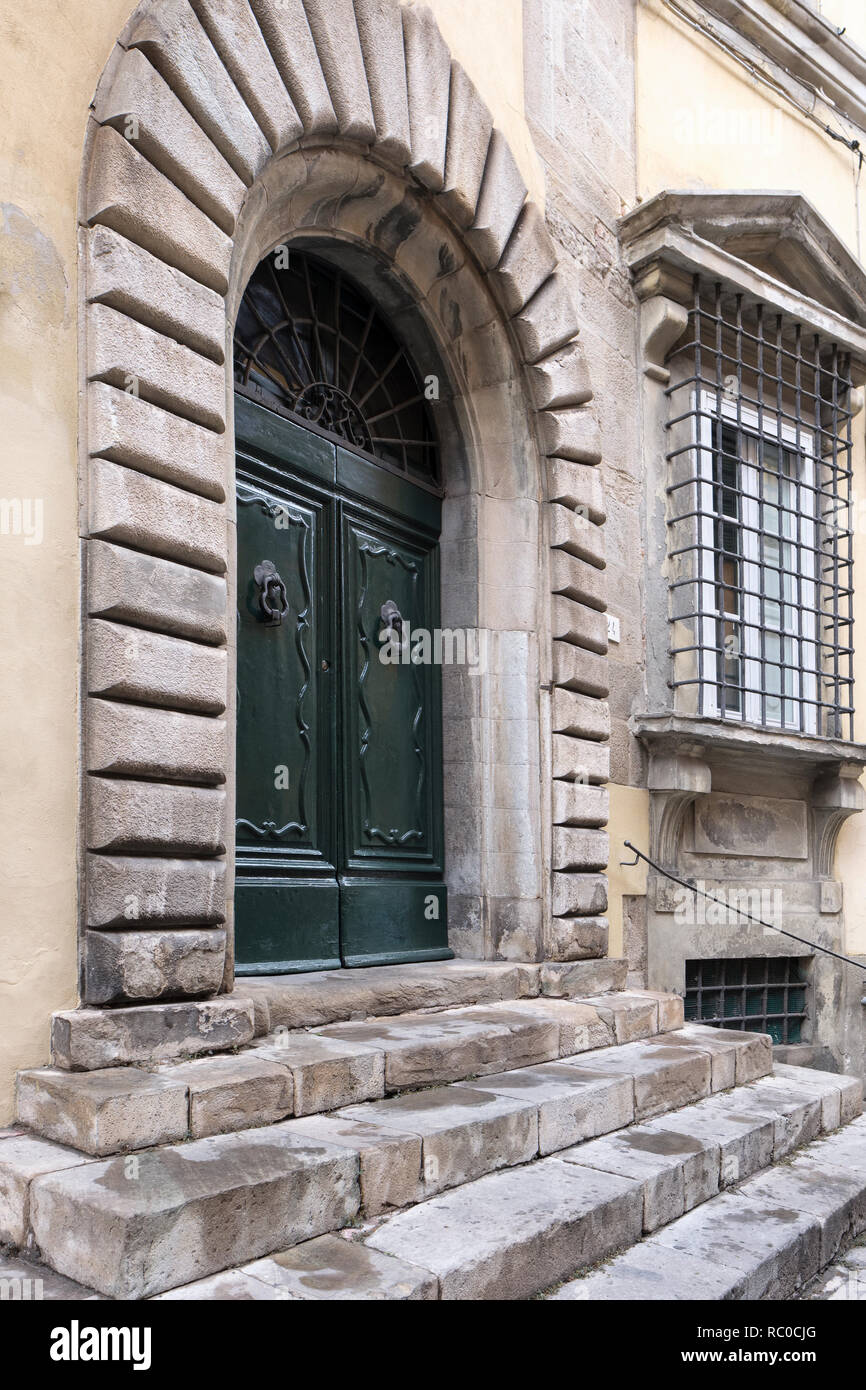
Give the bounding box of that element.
[338,504,447,966]
[234,395,448,973]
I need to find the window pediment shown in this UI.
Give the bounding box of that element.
[619,190,866,352]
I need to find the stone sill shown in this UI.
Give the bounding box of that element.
[631,712,866,777]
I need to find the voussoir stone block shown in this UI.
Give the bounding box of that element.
[552,781,609,828]
[84,927,227,1005]
[189,0,303,154]
[87,228,226,366]
[87,777,225,855]
[552,871,608,918]
[243,1234,438,1300]
[439,61,492,227]
[86,853,226,929]
[88,382,226,501]
[550,550,606,611]
[547,457,605,523]
[513,272,581,364]
[552,596,608,654]
[250,0,337,136]
[167,1055,294,1137]
[89,458,227,574]
[402,3,451,191]
[467,129,527,270]
[87,618,227,714]
[0,1133,92,1247]
[128,0,271,184]
[529,341,594,411]
[85,125,232,295]
[87,540,227,645]
[352,0,411,164]
[492,201,556,316]
[552,827,609,873]
[552,734,610,783]
[552,642,608,698]
[88,304,225,433]
[301,0,375,141]
[95,46,244,235]
[87,699,226,784]
[248,1033,385,1114]
[550,502,605,566]
[50,997,255,1071]
[538,407,602,463]
[546,916,609,962]
[285,1113,423,1215]
[15,1067,189,1156]
[552,688,610,740]
[30,1125,359,1298]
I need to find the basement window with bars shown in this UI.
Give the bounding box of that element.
[684,956,808,1044]
[666,279,855,738]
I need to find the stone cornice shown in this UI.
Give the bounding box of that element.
[689,0,866,131]
[618,189,866,364]
[632,712,866,778]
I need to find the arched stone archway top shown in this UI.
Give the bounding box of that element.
[78,0,608,1018]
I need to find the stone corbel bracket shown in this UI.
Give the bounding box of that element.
[648,750,712,867]
[812,763,865,878]
[639,294,689,385]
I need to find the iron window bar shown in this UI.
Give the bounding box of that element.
[684,955,808,1045]
[665,277,855,740]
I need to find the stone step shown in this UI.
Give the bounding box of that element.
[28,1123,361,1300]
[239,957,630,1035]
[359,1066,861,1300]
[16,991,682,1155]
[550,1114,866,1301]
[10,1022,755,1297]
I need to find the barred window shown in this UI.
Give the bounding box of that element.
[666,279,854,739]
[684,956,808,1045]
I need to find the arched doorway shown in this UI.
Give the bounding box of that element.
[232,249,449,972]
[74,0,608,1016]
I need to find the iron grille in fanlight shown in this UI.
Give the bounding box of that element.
[234,250,440,486]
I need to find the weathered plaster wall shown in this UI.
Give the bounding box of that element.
[0,0,546,1122]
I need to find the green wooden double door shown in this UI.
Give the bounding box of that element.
[234,394,450,973]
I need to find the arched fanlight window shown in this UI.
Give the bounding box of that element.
[234,250,440,485]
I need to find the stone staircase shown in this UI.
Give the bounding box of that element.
[1,968,864,1301]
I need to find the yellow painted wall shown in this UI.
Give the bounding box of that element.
[637,0,865,261]
[0,0,133,1124]
[0,1,541,1124]
[606,785,650,959]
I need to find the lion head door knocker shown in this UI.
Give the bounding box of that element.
[380,598,405,644]
[254,560,289,625]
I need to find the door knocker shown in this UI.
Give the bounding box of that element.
[380,599,405,643]
[254,560,289,625]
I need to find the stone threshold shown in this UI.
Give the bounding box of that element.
[49,957,630,1072]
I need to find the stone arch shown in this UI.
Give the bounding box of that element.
[79,0,608,1010]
